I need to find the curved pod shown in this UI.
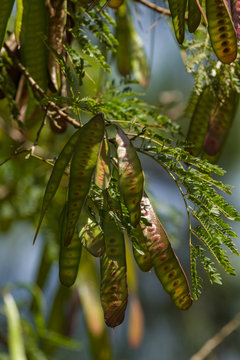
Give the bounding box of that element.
[168,0,187,44]
[141,193,193,310]
[115,127,144,227]
[188,0,202,32]
[64,114,105,246]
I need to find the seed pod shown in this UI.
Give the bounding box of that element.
[95,137,111,190]
[206,0,237,64]
[100,192,128,328]
[21,0,48,90]
[59,205,82,287]
[116,4,132,76]
[132,225,153,272]
[203,90,238,162]
[168,0,187,44]
[188,0,202,33]
[0,0,15,48]
[141,193,193,310]
[230,0,240,39]
[48,0,66,91]
[186,87,216,157]
[115,127,144,227]
[33,127,82,244]
[80,217,105,257]
[64,114,105,246]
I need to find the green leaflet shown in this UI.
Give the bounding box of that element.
[95,137,111,190]
[21,0,48,90]
[132,224,153,272]
[4,293,27,360]
[141,193,193,310]
[64,114,105,246]
[100,192,128,327]
[188,0,202,32]
[206,0,237,64]
[168,0,187,44]
[59,205,82,287]
[186,87,216,157]
[203,91,238,163]
[0,0,15,48]
[116,4,132,76]
[33,128,82,244]
[115,126,144,227]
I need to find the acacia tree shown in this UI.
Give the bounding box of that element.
[0,0,240,358]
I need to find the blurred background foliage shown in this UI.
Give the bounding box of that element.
[0,1,240,360]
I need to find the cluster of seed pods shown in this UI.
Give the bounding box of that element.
[186,88,239,162]
[34,116,193,327]
[168,0,239,64]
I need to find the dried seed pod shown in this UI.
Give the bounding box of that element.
[141,193,193,310]
[206,0,237,64]
[230,0,240,39]
[132,225,153,272]
[100,192,128,328]
[188,0,202,32]
[33,127,82,244]
[64,114,105,246]
[186,87,216,157]
[203,90,238,162]
[168,0,187,44]
[59,205,82,287]
[115,127,144,227]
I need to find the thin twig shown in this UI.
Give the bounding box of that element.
[135,0,188,20]
[190,313,240,360]
[3,43,81,129]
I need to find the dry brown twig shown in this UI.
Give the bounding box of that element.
[190,312,240,360]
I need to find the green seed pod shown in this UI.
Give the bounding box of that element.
[141,193,193,310]
[33,127,82,244]
[21,0,48,90]
[59,205,82,287]
[168,0,187,44]
[188,0,202,33]
[0,0,15,48]
[108,0,124,8]
[206,0,237,64]
[132,225,153,272]
[115,127,144,227]
[64,114,105,246]
[100,191,128,328]
[203,91,238,162]
[95,137,111,190]
[116,4,132,77]
[186,87,216,157]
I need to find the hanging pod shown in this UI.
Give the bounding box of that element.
[230,0,240,39]
[206,0,237,64]
[203,90,238,162]
[59,205,82,287]
[100,191,128,328]
[186,87,216,157]
[188,0,202,32]
[33,127,82,244]
[115,126,144,227]
[131,225,153,272]
[64,114,105,246]
[168,0,187,44]
[140,193,193,310]
[116,4,132,77]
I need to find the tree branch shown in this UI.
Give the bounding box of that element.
[3,43,81,129]
[190,312,240,360]
[134,0,188,20]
